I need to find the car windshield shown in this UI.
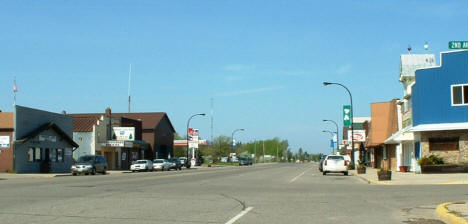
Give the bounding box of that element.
[77,156,94,163]
[327,156,344,160]
[154,159,164,163]
[136,160,147,164]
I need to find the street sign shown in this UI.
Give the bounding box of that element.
[449,41,468,49]
[343,105,352,127]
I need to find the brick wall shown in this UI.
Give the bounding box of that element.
[421,130,468,164]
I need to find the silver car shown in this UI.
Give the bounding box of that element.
[153,159,170,171]
[71,155,107,176]
[130,160,153,172]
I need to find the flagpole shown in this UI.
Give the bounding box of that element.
[13,76,17,106]
[128,64,132,113]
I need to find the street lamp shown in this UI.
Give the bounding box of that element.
[323,119,339,154]
[186,113,205,168]
[322,130,337,154]
[231,128,245,153]
[323,81,355,168]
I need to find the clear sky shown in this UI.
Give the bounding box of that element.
[1,1,467,154]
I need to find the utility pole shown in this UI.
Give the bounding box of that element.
[254,140,257,163]
[262,141,265,163]
[210,98,214,144]
[276,144,279,162]
[127,64,132,113]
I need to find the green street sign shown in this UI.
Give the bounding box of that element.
[449,41,468,49]
[343,105,352,127]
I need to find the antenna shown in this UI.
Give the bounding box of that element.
[210,97,214,143]
[128,64,132,113]
[424,42,429,51]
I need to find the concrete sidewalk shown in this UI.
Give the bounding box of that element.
[351,167,468,185]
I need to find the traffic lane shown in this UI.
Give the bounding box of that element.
[0,164,278,224]
[220,163,467,224]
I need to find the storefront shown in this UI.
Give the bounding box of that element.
[100,140,150,170]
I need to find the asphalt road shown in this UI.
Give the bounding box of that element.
[0,163,466,224]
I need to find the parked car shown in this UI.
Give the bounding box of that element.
[179,157,187,167]
[153,159,170,171]
[322,155,349,176]
[238,157,252,166]
[71,155,107,175]
[319,155,327,172]
[167,158,182,170]
[130,160,153,172]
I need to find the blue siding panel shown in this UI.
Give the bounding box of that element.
[412,51,468,125]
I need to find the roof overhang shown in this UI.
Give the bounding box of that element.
[410,122,468,132]
[384,127,414,144]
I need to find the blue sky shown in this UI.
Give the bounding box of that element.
[1,1,467,154]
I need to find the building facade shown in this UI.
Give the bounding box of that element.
[411,50,468,164]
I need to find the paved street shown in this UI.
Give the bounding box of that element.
[0,163,466,224]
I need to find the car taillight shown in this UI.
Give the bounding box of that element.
[344,160,348,166]
[324,160,327,166]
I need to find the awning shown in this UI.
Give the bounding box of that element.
[410,122,468,132]
[384,126,414,144]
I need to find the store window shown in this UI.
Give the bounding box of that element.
[28,148,34,162]
[34,148,42,161]
[452,84,468,106]
[57,149,63,162]
[429,137,459,151]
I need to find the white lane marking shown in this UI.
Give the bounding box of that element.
[289,166,314,183]
[225,207,254,224]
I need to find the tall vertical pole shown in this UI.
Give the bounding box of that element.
[254,140,257,163]
[210,98,214,144]
[262,141,265,163]
[13,76,17,106]
[128,64,132,113]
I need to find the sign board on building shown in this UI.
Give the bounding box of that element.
[449,41,468,49]
[0,136,10,148]
[343,105,352,127]
[113,127,135,140]
[39,135,57,142]
[347,130,366,142]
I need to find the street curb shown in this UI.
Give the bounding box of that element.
[440,180,468,185]
[435,202,468,224]
[351,173,393,185]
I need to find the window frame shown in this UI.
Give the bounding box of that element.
[451,84,468,106]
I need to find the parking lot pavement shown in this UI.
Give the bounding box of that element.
[350,167,468,185]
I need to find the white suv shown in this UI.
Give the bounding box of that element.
[322,155,349,176]
[130,160,153,172]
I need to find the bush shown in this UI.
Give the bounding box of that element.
[418,154,444,166]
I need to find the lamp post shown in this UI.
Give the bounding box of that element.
[322,119,339,154]
[323,81,354,168]
[186,113,205,168]
[322,130,337,154]
[231,128,245,154]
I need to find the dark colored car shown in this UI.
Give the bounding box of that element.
[71,155,107,175]
[239,157,253,166]
[319,155,327,172]
[168,158,183,170]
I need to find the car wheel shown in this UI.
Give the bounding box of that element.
[102,168,107,175]
[72,173,77,176]
[91,168,96,175]
[344,172,349,176]
[323,172,327,176]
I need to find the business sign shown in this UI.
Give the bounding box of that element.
[347,130,366,142]
[113,127,135,140]
[343,105,352,127]
[449,41,468,49]
[189,141,198,148]
[0,136,10,148]
[188,128,200,149]
[39,135,57,142]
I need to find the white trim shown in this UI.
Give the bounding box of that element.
[451,83,468,106]
[410,122,468,132]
